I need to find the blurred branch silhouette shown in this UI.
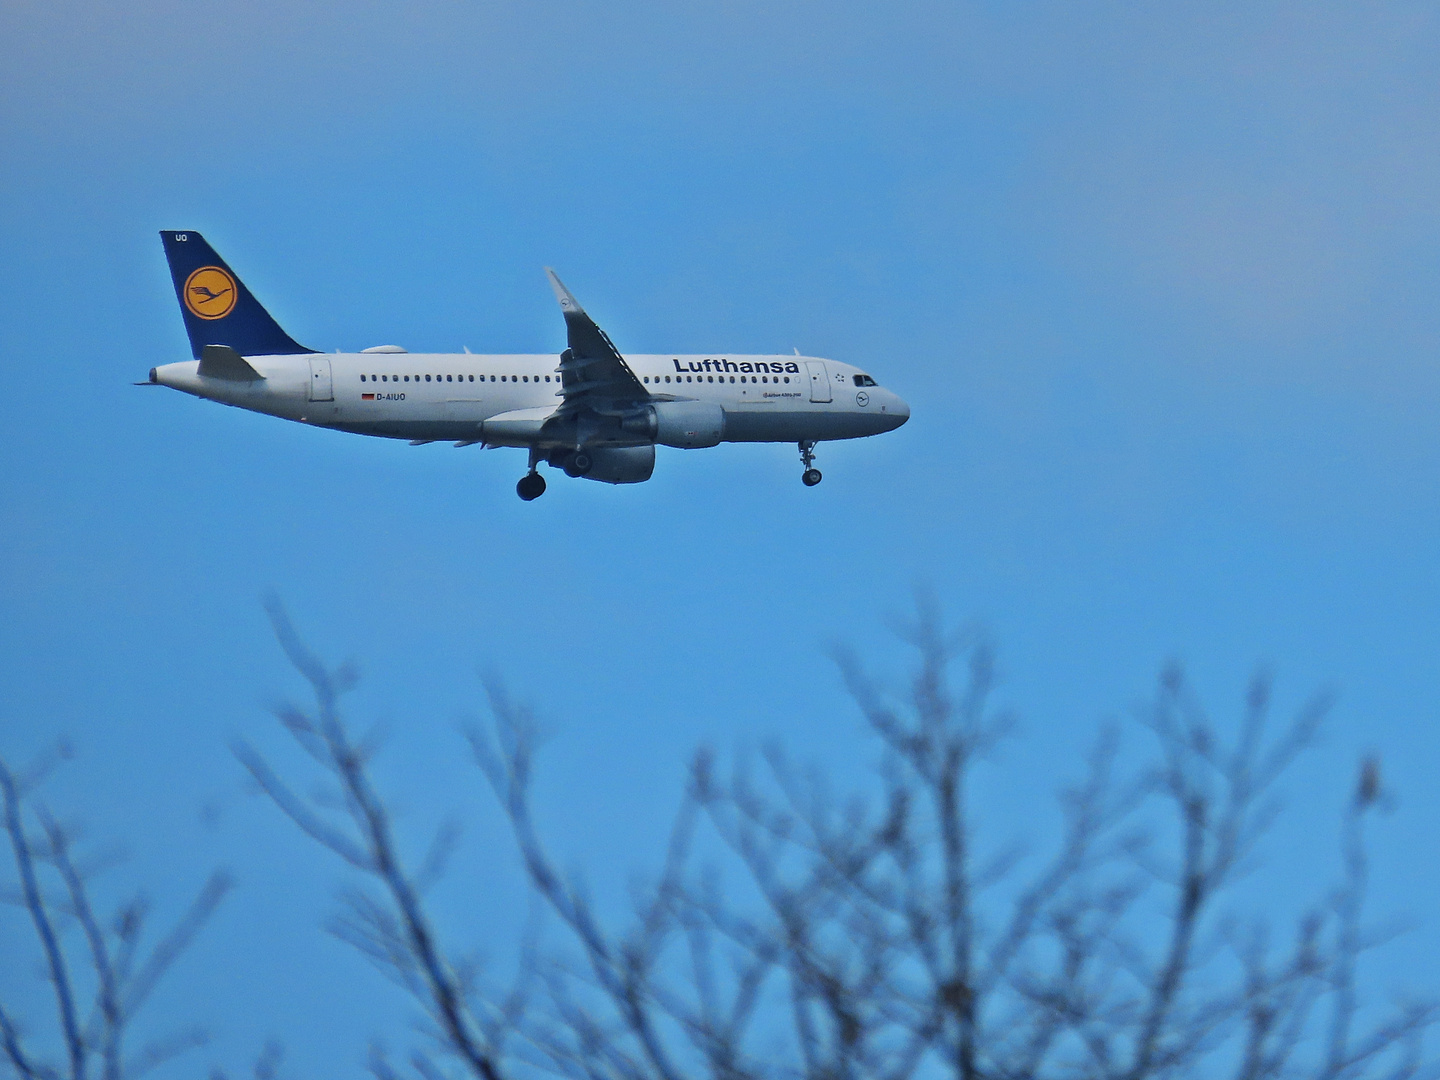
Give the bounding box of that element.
[0,750,231,1080]
[235,599,510,1080]
[250,599,1435,1079]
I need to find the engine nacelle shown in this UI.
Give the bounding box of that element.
[579,445,655,485]
[622,400,726,449]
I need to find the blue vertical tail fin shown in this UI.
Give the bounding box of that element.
[160,231,314,358]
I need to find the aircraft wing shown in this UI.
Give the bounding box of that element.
[547,269,649,414]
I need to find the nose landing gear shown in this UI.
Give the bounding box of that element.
[799,440,822,487]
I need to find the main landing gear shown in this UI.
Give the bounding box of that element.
[517,450,591,499]
[799,440,822,487]
[517,447,547,501]
[517,472,546,500]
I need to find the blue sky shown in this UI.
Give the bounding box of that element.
[3,0,1440,1074]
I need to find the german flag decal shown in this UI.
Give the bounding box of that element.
[361,393,375,400]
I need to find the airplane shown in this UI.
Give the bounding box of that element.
[144,231,910,500]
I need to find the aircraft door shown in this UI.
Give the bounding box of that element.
[308,357,334,402]
[806,361,832,403]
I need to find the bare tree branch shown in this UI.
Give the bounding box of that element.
[245,598,505,1080]
[0,751,229,1080]
[2,761,87,1080]
[244,600,1435,1080]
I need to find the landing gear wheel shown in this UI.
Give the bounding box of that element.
[516,472,547,501]
[798,440,821,487]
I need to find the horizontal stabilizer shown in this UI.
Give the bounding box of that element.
[197,345,265,381]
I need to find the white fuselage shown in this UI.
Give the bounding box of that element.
[151,351,910,447]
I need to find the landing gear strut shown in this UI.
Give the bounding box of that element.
[517,447,547,501]
[799,440,822,487]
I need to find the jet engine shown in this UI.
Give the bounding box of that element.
[551,445,656,484]
[621,400,725,449]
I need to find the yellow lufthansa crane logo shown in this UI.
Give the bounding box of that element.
[183,266,237,320]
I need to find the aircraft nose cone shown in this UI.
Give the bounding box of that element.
[889,394,910,428]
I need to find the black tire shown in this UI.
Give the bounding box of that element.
[516,472,547,501]
[802,468,823,487]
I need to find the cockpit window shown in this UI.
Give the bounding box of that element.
[853,374,878,387]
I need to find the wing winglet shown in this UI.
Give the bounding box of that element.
[543,269,649,410]
[546,268,584,316]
